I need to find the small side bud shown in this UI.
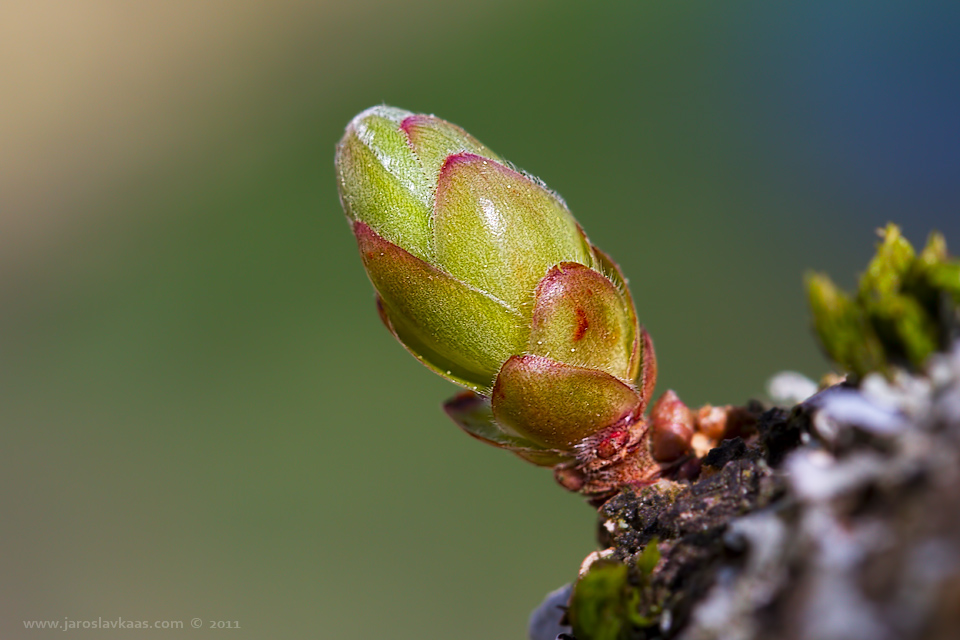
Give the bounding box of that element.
[695,404,757,442]
[695,404,727,441]
[649,390,695,462]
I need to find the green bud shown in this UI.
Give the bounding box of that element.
[336,106,651,462]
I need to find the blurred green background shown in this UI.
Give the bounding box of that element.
[2,1,957,638]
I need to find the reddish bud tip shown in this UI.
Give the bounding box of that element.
[649,390,695,462]
[650,389,694,430]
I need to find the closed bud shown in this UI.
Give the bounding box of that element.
[337,106,653,480]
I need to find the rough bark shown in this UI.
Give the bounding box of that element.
[532,348,960,640]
